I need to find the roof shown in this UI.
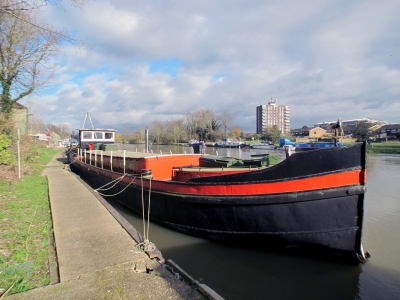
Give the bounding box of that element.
[0,99,27,110]
[291,127,326,133]
[78,128,116,132]
[377,124,400,130]
[291,127,311,133]
[309,127,326,131]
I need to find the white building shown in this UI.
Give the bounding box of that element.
[256,98,290,134]
[314,118,388,129]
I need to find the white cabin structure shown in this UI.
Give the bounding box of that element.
[78,129,116,150]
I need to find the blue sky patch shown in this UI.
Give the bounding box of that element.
[210,73,230,83]
[149,58,182,77]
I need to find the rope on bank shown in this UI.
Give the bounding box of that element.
[67,159,78,167]
[164,264,183,281]
[63,157,79,171]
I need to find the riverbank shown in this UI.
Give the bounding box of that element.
[1,148,219,299]
[367,141,400,154]
[129,140,400,155]
[0,146,58,296]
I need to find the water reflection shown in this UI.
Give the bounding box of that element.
[111,200,364,300]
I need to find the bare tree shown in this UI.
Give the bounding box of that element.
[182,108,221,141]
[353,121,375,142]
[195,107,212,129]
[231,126,242,140]
[219,110,232,138]
[263,125,282,144]
[166,119,186,144]
[57,123,70,138]
[29,113,46,133]
[119,126,132,144]
[148,121,164,144]
[0,1,89,15]
[183,112,198,139]
[0,3,62,118]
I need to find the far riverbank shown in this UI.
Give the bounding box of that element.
[122,140,400,155]
[366,141,400,154]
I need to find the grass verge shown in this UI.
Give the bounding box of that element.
[367,142,400,154]
[0,145,58,297]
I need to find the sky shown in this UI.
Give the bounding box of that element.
[24,0,400,133]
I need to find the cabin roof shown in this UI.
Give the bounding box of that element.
[78,128,116,132]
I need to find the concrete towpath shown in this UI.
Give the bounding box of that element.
[7,150,220,300]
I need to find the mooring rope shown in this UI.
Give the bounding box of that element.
[94,173,128,192]
[67,159,78,167]
[146,176,152,241]
[68,148,157,251]
[141,175,146,241]
[136,174,156,252]
[94,177,136,197]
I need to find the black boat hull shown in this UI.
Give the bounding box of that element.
[71,163,365,262]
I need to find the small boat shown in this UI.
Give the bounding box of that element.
[67,127,369,263]
[251,142,276,149]
[279,138,344,152]
[214,138,246,148]
[188,139,204,147]
[295,140,344,152]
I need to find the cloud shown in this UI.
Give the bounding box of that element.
[24,0,400,133]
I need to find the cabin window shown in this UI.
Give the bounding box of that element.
[82,131,92,139]
[105,132,113,139]
[94,132,103,139]
[119,160,124,171]
[128,161,134,172]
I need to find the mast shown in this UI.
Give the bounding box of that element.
[81,112,95,129]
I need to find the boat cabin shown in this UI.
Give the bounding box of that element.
[78,128,116,150]
[81,151,272,182]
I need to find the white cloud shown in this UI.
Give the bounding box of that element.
[25,0,400,132]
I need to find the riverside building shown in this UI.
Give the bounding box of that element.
[256,98,290,134]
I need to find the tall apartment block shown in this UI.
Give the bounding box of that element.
[256,98,290,134]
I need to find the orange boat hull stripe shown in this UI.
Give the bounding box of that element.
[83,161,365,196]
[135,169,366,196]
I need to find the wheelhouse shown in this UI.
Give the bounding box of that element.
[78,129,116,150]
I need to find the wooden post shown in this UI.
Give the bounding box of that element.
[17,129,21,179]
[123,150,126,173]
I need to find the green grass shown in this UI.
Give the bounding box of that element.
[0,146,58,296]
[367,142,400,154]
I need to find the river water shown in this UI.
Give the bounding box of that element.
[108,144,400,300]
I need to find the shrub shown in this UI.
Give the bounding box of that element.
[0,133,16,165]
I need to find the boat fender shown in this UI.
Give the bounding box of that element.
[356,244,371,263]
[346,186,366,195]
[285,145,292,158]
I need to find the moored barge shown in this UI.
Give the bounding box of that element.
[67,128,369,263]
